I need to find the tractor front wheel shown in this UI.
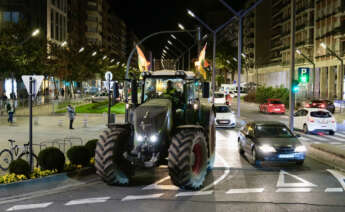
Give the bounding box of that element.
[95,127,132,185]
[168,129,208,190]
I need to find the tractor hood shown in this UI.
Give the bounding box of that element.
[133,99,172,137]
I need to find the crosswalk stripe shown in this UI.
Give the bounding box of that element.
[7,202,53,211]
[176,191,213,197]
[121,193,164,201]
[336,131,345,136]
[65,197,110,206]
[276,188,312,192]
[300,134,328,141]
[325,188,343,192]
[298,137,310,141]
[323,135,344,142]
[334,133,345,139]
[226,188,264,194]
[330,142,342,145]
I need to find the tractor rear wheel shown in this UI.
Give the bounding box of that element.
[168,129,208,190]
[95,127,132,185]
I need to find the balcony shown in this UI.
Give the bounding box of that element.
[296,2,314,15]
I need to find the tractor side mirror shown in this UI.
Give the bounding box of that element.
[131,80,138,106]
[202,82,210,98]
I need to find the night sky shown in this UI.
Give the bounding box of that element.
[111,0,243,58]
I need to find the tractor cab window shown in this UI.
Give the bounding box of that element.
[143,78,183,102]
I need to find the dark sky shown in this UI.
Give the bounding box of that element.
[111,0,243,58]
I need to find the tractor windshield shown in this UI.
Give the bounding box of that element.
[143,78,184,102]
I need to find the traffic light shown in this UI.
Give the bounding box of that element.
[298,67,310,83]
[292,80,300,93]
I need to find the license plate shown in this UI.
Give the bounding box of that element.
[278,154,294,159]
[274,109,280,111]
[220,121,229,124]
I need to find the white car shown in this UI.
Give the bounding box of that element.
[215,105,236,128]
[211,92,226,104]
[294,108,336,135]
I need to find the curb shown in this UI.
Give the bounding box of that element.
[307,145,345,172]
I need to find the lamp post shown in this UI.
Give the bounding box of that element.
[296,49,316,97]
[320,42,344,100]
[187,9,237,104]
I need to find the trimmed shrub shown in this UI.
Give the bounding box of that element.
[246,86,289,107]
[9,159,30,177]
[85,139,98,157]
[244,90,256,102]
[38,147,65,172]
[67,146,91,166]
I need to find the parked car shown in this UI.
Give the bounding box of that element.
[259,99,286,114]
[91,92,108,103]
[305,99,335,113]
[212,92,226,104]
[238,121,306,166]
[294,108,336,135]
[215,105,236,128]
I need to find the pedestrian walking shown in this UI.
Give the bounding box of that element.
[67,104,75,129]
[6,101,15,124]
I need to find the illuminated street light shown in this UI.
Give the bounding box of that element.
[102,55,107,60]
[171,34,177,39]
[165,46,169,50]
[167,40,173,45]
[226,60,230,64]
[110,59,115,63]
[187,9,195,18]
[233,57,238,62]
[79,47,85,53]
[241,53,246,58]
[320,42,327,49]
[92,51,97,56]
[296,49,301,55]
[31,29,40,37]
[178,23,185,30]
[61,41,67,47]
[116,61,120,65]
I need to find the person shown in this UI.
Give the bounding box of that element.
[67,105,75,129]
[165,80,176,96]
[60,88,65,97]
[6,101,15,124]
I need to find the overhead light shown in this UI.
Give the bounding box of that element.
[165,46,169,50]
[226,60,230,64]
[171,34,177,39]
[92,51,97,56]
[116,61,120,65]
[168,40,173,45]
[241,53,246,58]
[110,59,115,63]
[296,49,301,55]
[233,57,238,62]
[320,42,327,49]
[202,34,208,40]
[31,29,40,37]
[178,23,185,30]
[79,47,85,53]
[102,55,107,60]
[187,9,195,18]
[61,41,67,47]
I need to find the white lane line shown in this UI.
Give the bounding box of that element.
[7,202,53,211]
[298,137,310,142]
[326,169,345,190]
[301,134,329,141]
[325,188,343,192]
[121,193,164,201]
[201,152,230,191]
[276,188,312,192]
[336,131,345,136]
[330,142,342,145]
[65,197,110,206]
[226,188,264,194]
[334,133,345,139]
[312,141,321,144]
[323,136,344,142]
[276,170,317,188]
[142,184,179,190]
[176,191,213,197]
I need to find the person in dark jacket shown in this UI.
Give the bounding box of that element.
[67,105,75,129]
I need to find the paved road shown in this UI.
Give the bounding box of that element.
[1,129,344,212]
[234,102,345,150]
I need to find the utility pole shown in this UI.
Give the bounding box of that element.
[289,0,296,131]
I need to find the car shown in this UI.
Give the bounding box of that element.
[91,92,108,103]
[305,99,335,113]
[212,92,226,104]
[259,99,286,114]
[294,108,336,135]
[238,121,306,166]
[215,105,236,128]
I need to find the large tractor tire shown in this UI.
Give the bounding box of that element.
[168,129,208,190]
[95,127,132,185]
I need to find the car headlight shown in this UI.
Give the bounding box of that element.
[295,145,307,152]
[259,144,276,153]
[136,135,144,142]
[149,135,158,143]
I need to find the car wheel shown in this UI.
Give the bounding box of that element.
[238,139,244,155]
[329,130,335,136]
[303,124,309,134]
[296,160,304,166]
[251,148,260,166]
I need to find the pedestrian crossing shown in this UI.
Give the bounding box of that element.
[295,131,345,145]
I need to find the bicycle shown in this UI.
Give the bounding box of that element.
[0,139,38,171]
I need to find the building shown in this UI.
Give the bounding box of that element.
[85,0,102,45]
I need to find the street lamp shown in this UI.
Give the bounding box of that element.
[102,55,107,60]
[296,49,316,97]
[61,41,67,47]
[92,51,97,56]
[320,42,344,100]
[110,59,115,63]
[79,47,85,53]
[178,23,185,30]
[233,57,238,62]
[31,29,40,37]
[241,53,246,58]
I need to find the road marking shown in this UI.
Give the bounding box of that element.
[121,193,164,201]
[277,170,317,188]
[312,141,321,144]
[7,202,53,211]
[336,131,345,136]
[301,134,329,141]
[326,169,345,190]
[325,188,344,192]
[176,191,213,197]
[142,176,179,190]
[324,135,344,142]
[201,152,230,191]
[330,142,342,145]
[276,188,312,192]
[226,188,264,194]
[65,197,110,206]
[334,133,345,139]
[298,137,310,142]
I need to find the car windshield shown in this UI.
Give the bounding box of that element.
[255,125,294,138]
[311,100,324,104]
[310,111,331,118]
[143,78,184,102]
[270,100,282,104]
[215,106,231,113]
[214,93,224,98]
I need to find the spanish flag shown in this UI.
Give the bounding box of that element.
[136,45,150,72]
[194,43,209,79]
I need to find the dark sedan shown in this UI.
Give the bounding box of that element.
[238,121,306,166]
[305,100,335,113]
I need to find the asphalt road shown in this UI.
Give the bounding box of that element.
[1,128,344,212]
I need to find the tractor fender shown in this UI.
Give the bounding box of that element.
[176,125,204,131]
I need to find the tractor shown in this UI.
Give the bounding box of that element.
[95,70,215,190]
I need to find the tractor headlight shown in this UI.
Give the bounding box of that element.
[150,135,158,143]
[259,144,276,153]
[295,145,307,152]
[193,103,198,110]
[136,134,144,142]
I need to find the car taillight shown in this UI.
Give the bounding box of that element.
[320,104,326,108]
[305,104,310,108]
[268,104,273,106]
[332,120,335,123]
[308,117,315,123]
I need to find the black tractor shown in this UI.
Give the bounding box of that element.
[95,70,215,190]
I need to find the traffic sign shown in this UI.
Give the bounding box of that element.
[298,67,310,83]
[22,75,44,96]
[105,71,113,81]
[103,81,114,92]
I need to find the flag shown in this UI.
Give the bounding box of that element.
[194,43,209,79]
[136,45,150,72]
